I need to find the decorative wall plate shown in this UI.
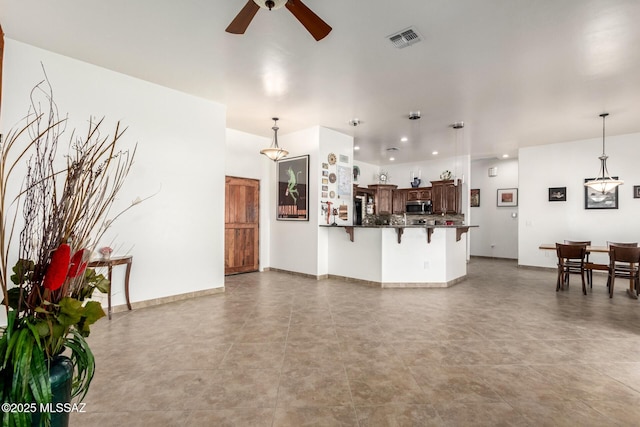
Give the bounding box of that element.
[329,173,337,183]
[328,153,337,165]
[330,190,336,198]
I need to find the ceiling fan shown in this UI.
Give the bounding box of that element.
[226,0,332,41]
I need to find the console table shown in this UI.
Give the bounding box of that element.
[88,256,133,319]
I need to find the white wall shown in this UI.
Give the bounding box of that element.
[1,40,226,315]
[469,158,519,258]
[316,127,354,276]
[225,128,272,270]
[267,126,353,277]
[269,127,320,275]
[519,132,640,268]
[354,160,380,186]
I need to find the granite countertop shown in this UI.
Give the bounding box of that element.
[320,224,478,228]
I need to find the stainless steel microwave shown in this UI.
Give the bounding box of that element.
[406,200,432,214]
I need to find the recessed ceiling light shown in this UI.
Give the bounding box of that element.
[354,146,360,150]
[400,137,408,142]
[389,157,395,161]
[502,154,509,158]
[432,151,438,155]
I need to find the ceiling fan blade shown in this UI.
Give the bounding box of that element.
[226,0,261,34]
[285,0,332,41]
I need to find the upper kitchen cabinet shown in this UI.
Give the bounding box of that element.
[406,188,432,201]
[368,184,397,214]
[431,180,461,214]
[392,189,408,214]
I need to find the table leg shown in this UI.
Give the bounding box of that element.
[107,266,113,320]
[124,260,132,311]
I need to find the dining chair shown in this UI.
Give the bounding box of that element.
[556,243,588,295]
[608,245,640,298]
[564,240,592,288]
[605,242,638,290]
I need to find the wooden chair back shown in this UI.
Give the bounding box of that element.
[609,245,640,264]
[556,243,587,261]
[607,241,638,248]
[564,240,591,246]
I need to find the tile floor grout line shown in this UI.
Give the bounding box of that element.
[270,302,293,427]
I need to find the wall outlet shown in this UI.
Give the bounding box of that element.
[423,261,430,269]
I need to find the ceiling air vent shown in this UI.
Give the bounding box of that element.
[388,27,422,49]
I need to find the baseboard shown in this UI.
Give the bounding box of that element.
[517,264,555,272]
[327,274,467,289]
[263,267,328,280]
[470,255,518,261]
[110,286,225,314]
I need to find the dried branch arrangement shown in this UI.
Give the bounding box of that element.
[0,69,139,423]
[1,72,136,316]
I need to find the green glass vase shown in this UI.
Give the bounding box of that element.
[31,355,73,427]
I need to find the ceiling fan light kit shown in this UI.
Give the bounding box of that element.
[226,0,332,41]
[261,0,287,10]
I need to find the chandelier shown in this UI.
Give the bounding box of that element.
[260,117,289,161]
[584,113,623,194]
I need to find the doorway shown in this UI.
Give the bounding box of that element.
[225,176,260,275]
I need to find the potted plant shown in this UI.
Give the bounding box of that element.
[0,75,137,426]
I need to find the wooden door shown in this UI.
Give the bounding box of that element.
[225,176,259,275]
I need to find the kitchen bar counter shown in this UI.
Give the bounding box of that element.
[320,225,476,288]
[321,224,477,244]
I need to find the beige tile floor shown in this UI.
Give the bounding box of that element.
[71,258,640,426]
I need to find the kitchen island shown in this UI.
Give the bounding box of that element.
[321,224,476,288]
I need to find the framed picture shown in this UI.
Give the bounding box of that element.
[470,189,480,207]
[497,188,518,207]
[277,155,309,220]
[634,185,640,199]
[548,187,566,202]
[584,178,618,209]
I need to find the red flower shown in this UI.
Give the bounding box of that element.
[68,249,88,278]
[44,244,71,291]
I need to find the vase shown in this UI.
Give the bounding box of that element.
[31,355,73,427]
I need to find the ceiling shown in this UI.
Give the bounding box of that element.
[1,0,640,165]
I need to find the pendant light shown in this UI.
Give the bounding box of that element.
[584,113,623,194]
[260,117,289,161]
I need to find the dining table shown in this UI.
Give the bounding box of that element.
[539,243,637,299]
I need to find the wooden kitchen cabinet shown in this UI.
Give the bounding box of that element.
[392,189,408,214]
[367,184,397,214]
[430,180,461,214]
[406,188,432,201]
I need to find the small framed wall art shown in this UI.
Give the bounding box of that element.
[497,188,518,207]
[634,185,640,199]
[470,189,480,207]
[548,187,566,202]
